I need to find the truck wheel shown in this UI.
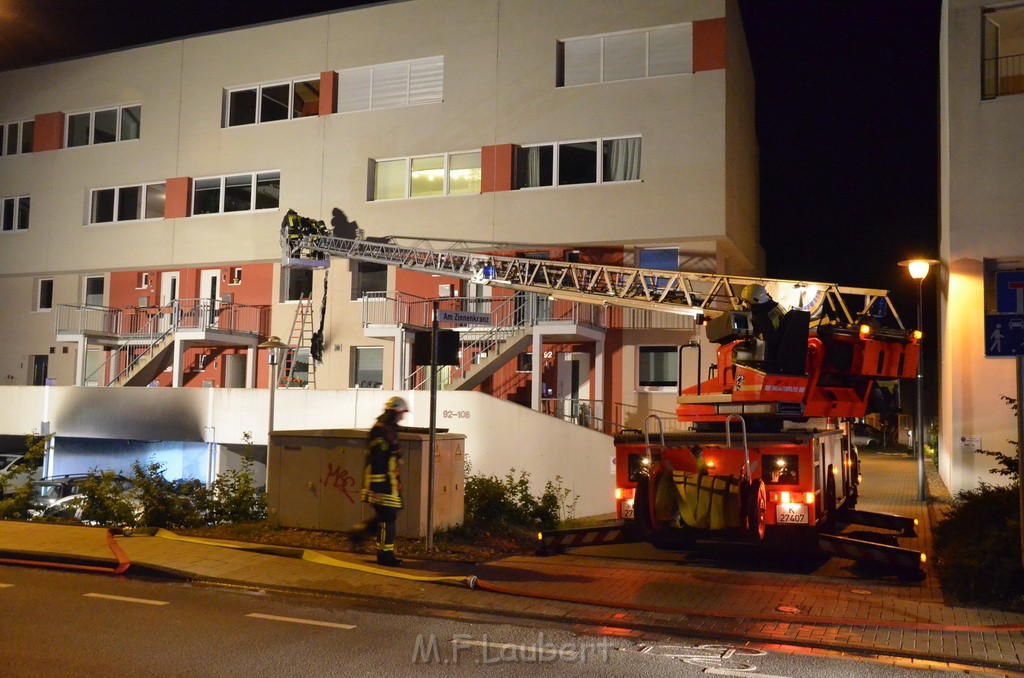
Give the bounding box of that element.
[745,479,767,542]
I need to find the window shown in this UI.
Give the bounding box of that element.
[66,104,141,147]
[1,120,33,156]
[1,196,30,232]
[136,272,150,289]
[371,151,481,200]
[83,277,104,306]
[558,23,693,87]
[352,261,387,299]
[338,56,444,113]
[88,183,165,223]
[638,248,678,271]
[983,5,1024,99]
[638,345,678,390]
[192,172,280,215]
[352,346,384,388]
[224,76,321,127]
[230,268,243,285]
[36,279,54,312]
[515,137,641,189]
[284,267,313,302]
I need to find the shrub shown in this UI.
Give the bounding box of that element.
[0,433,50,520]
[933,482,1023,611]
[77,470,139,526]
[462,466,577,531]
[203,455,267,524]
[131,460,206,529]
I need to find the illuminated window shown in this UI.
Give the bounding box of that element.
[372,152,481,200]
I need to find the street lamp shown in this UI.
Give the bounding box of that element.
[899,258,939,502]
[257,335,289,496]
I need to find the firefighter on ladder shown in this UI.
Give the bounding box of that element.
[351,396,408,567]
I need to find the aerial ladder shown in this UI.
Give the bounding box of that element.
[283,219,926,579]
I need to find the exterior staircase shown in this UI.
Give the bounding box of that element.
[446,327,533,391]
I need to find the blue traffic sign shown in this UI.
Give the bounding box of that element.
[985,313,1024,357]
[995,270,1024,314]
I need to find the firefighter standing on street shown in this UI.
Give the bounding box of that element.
[356,396,408,567]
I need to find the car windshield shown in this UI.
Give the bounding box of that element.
[35,483,62,499]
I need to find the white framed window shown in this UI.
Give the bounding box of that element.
[352,346,384,388]
[371,151,481,200]
[66,104,141,147]
[351,261,388,299]
[1,196,30,232]
[224,76,321,127]
[338,56,443,113]
[515,137,641,189]
[136,272,150,289]
[35,278,54,312]
[83,276,105,307]
[558,23,693,87]
[1,119,34,156]
[192,171,280,215]
[89,183,165,224]
[637,345,678,391]
[230,268,243,285]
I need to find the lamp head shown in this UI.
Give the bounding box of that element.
[898,258,940,281]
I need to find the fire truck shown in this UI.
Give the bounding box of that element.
[287,218,926,577]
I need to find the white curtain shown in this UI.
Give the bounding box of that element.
[605,137,641,182]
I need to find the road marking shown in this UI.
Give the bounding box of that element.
[84,593,169,606]
[246,613,356,630]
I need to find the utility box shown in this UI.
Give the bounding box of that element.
[267,428,465,538]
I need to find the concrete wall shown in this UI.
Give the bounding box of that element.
[0,385,616,517]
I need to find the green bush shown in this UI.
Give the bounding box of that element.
[933,394,1023,611]
[462,466,577,531]
[0,433,50,520]
[203,455,267,524]
[933,482,1023,611]
[77,470,139,526]
[131,460,207,529]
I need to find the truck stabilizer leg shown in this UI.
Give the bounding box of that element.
[836,508,918,537]
[818,533,925,580]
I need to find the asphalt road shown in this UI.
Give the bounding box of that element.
[0,564,990,677]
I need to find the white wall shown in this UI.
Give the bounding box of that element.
[0,385,615,517]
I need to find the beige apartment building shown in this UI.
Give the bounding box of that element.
[940,0,1024,494]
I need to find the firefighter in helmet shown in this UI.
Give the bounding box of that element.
[740,283,788,363]
[354,395,408,567]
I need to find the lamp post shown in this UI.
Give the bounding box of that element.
[898,258,939,502]
[258,335,289,496]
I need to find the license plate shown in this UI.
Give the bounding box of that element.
[621,499,634,520]
[776,504,808,524]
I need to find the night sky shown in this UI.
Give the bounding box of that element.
[0,0,942,315]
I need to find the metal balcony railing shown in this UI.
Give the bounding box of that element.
[983,53,1024,99]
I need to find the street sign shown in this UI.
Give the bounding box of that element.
[436,309,492,325]
[995,270,1024,313]
[985,313,1024,357]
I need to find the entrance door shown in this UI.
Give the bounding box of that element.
[30,355,47,385]
[159,271,179,333]
[557,352,590,425]
[199,269,220,329]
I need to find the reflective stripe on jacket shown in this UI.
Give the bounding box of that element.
[361,416,403,508]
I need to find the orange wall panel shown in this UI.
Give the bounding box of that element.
[481,144,514,193]
[693,18,726,73]
[165,177,193,219]
[319,71,338,115]
[32,112,65,152]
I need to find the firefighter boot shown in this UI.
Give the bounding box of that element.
[376,551,402,567]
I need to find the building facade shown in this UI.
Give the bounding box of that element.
[0,0,758,434]
[940,0,1024,494]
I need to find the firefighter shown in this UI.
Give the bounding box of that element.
[354,395,408,567]
[282,209,303,257]
[740,283,788,362]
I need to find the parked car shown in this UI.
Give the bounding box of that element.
[31,474,136,523]
[852,423,884,448]
[0,453,43,496]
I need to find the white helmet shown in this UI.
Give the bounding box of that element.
[740,284,771,306]
[384,396,409,412]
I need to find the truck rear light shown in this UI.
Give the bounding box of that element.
[615,487,623,500]
[804,491,815,504]
[770,491,815,505]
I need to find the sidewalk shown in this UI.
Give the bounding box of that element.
[1,450,1023,674]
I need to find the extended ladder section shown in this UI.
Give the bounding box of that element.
[279,298,315,389]
[290,232,908,329]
